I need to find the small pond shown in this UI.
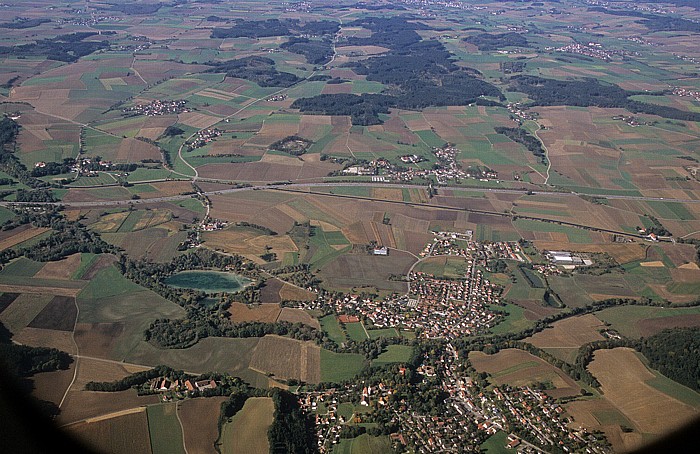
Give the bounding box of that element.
[164,270,252,293]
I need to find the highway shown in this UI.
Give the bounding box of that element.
[3,181,698,209]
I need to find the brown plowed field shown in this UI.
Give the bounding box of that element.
[66,409,152,454]
[228,302,281,323]
[180,396,228,454]
[249,335,320,383]
[278,307,320,329]
[34,253,82,280]
[28,296,76,331]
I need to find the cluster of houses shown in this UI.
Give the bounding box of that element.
[123,99,189,116]
[341,144,496,184]
[147,376,217,401]
[265,94,288,102]
[396,343,610,453]
[186,128,223,151]
[507,102,538,123]
[405,266,502,338]
[299,382,396,452]
[611,115,654,127]
[322,263,502,339]
[420,233,525,264]
[672,86,700,103]
[548,43,636,61]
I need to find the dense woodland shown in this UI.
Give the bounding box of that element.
[0,32,110,62]
[293,18,502,124]
[463,32,530,51]
[211,19,339,39]
[205,56,301,88]
[280,37,334,65]
[639,327,700,392]
[509,75,700,122]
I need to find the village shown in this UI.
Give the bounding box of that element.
[122,99,189,117]
[298,341,610,453]
[342,144,499,184]
[185,128,224,151]
[288,236,526,340]
[548,42,637,61]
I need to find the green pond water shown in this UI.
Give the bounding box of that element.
[164,270,252,293]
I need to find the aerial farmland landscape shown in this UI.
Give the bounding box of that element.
[0,0,699,452]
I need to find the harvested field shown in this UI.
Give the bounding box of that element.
[565,399,642,453]
[249,335,321,383]
[527,314,606,348]
[73,322,125,358]
[318,251,414,293]
[278,307,320,329]
[31,363,75,407]
[14,326,76,354]
[220,397,274,454]
[34,254,82,280]
[28,296,76,331]
[588,348,699,437]
[228,302,281,323]
[0,283,82,297]
[278,283,317,301]
[0,226,50,250]
[67,409,152,454]
[58,388,159,426]
[470,348,579,398]
[180,396,228,454]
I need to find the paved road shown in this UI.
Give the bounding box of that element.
[3,181,698,209]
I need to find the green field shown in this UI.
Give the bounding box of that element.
[320,315,347,345]
[595,305,700,338]
[0,207,15,224]
[489,303,534,335]
[372,345,413,366]
[146,403,186,454]
[480,431,510,454]
[345,322,368,341]
[0,257,44,278]
[320,349,365,384]
[367,327,400,339]
[72,253,99,280]
[333,434,392,454]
